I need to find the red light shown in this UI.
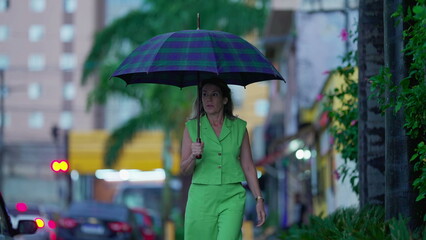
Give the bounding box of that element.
[50,160,69,173]
[48,220,56,229]
[16,202,27,212]
[108,222,132,233]
[35,218,45,228]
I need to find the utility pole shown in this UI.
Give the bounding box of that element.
[0,70,4,192]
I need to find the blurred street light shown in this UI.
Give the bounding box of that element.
[295,149,312,160]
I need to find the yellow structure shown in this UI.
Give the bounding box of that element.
[300,68,358,216]
[234,82,269,134]
[68,130,180,175]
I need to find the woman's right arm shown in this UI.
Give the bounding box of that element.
[180,126,203,175]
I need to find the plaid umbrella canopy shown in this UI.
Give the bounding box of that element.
[112,29,285,151]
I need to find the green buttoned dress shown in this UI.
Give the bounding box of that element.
[184,115,247,240]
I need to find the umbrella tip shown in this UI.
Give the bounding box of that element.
[197,13,200,30]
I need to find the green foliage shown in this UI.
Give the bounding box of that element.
[401,1,426,210]
[278,206,425,240]
[323,31,359,194]
[81,1,269,167]
[370,0,426,219]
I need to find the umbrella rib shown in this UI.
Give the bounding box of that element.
[146,33,173,74]
[206,32,220,76]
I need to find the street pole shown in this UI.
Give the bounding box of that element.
[0,70,4,192]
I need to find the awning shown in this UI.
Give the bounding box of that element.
[68,130,180,175]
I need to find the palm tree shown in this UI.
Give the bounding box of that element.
[81,0,269,233]
[383,0,412,222]
[357,0,386,206]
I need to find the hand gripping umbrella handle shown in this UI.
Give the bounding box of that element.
[196,137,202,159]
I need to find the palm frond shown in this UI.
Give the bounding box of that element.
[82,11,155,84]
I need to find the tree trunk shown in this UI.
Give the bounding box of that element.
[384,0,425,229]
[357,0,386,207]
[384,0,410,219]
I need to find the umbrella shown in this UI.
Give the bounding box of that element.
[111,28,285,157]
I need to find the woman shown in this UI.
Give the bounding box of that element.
[181,78,266,240]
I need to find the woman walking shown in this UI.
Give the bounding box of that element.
[181,78,266,240]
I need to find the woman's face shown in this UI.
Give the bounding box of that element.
[201,83,228,115]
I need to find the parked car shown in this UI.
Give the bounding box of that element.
[113,182,168,234]
[131,208,158,240]
[56,201,142,240]
[7,202,57,240]
[0,193,37,239]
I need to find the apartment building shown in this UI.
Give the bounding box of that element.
[0,0,104,206]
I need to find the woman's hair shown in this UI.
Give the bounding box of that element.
[190,78,236,120]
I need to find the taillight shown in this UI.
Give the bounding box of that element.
[16,202,28,212]
[48,220,56,229]
[35,218,45,228]
[108,222,132,232]
[58,218,78,229]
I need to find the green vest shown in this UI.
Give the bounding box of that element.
[186,115,247,184]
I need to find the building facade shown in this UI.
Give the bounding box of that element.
[260,0,359,231]
[0,0,104,207]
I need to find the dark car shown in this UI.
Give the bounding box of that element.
[8,202,58,240]
[0,193,38,239]
[56,201,142,240]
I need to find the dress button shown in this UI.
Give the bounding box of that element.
[218,152,222,156]
[217,165,222,169]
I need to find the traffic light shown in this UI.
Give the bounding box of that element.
[50,160,69,173]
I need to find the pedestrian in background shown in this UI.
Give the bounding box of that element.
[181,78,266,240]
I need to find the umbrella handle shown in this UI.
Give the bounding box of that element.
[196,137,202,159]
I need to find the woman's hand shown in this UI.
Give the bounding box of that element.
[191,141,204,158]
[256,200,266,227]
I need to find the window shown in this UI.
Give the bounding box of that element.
[0,113,11,127]
[30,0,45,12]
[63,82,75,100]
[0,55,9,70]
[60,24,74,42]
[28,82,42,100]
[0,0,9,12]
[60,53,75,71]
[28,54,45,71]
[29,25,45,42]
[0,85,9,98]
[0,26,8,41]
[28,111,44,128]
[63,0,77,13]
[59,111,72,129]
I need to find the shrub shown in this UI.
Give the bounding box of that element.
[278,206,425,240]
